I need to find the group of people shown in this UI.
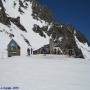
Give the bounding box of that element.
[27,48,33,56]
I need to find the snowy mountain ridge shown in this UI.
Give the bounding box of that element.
[0,0,90,59]
[0,0,50,57]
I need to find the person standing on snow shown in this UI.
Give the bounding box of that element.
[27,48,30,56]
[31,48,33,54]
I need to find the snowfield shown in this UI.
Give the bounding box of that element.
[0,55,90,90]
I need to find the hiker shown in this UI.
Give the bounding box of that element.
[54,49,57,54]
[27,48,30,56]
[31,48,33,54]
[42,48,47,55]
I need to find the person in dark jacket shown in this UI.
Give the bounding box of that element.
[31,48,33,54]
[27,48,30,56]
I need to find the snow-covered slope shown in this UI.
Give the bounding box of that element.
[0,22,31,57]
[0,0,50,57]
[75,36,90,59]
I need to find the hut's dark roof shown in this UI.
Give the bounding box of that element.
[8,39,20,48]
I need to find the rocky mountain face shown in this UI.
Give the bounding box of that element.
[34,22,90,58]
[0,0,90,59]
[48,22,90,59]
